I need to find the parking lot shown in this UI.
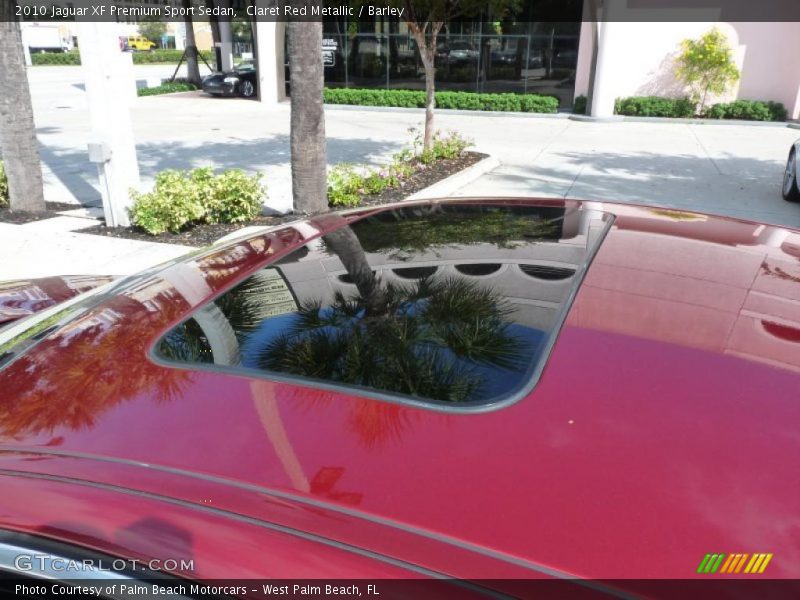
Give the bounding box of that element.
[26,64,800,228]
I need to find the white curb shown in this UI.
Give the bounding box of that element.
[405,154,500,201]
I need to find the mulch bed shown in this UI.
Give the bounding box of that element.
[85,214,288,247]
[360,150,485,207]
[79,150,488,248]
[0,201,86,225]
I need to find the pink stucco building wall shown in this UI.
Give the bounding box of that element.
[575,22,800,119]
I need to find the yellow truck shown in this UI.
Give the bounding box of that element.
[126,36,156,51]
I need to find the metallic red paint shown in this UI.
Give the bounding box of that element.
[0,275,113,325]
[0,199,798,584]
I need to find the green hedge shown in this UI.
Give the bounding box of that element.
[572,95,587,115]
[132,49,213,64]
[31,51,80,66]
[323,88,559,113]
[0,161,8,208]
[614,96,695,118]
[705,100,787,122]
[137,81,198,96]
[31,49,213,66]
[614,95,788,122]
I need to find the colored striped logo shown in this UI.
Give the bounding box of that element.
[697,553,773,574]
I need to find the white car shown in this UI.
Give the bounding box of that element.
[783,139,800,201]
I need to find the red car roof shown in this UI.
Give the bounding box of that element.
[0,198,798,582]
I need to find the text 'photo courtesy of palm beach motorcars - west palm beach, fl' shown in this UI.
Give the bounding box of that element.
[1,0,800,598]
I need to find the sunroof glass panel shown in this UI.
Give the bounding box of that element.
[156,203,612,407]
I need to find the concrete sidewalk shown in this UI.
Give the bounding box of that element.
[447,117,800,228]
[4,67,798,281]
[0,222,191,280]
[27,66,800,227]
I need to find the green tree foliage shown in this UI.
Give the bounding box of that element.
[138,19,167,45]
[258,275,525,402]
[676,28,740,114]
[374,0,520,151]
[0,160,8,208]
[231,19,252,43]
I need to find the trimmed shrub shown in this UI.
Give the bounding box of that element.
[137,81,198,96]
[205,169,264,224]
[435,91,482,110]
[432,131,471,160]
[129,168,264,235]
[705,99,787,122]
[614,96,695,118]
[436,66,476,83]
[614,95,787,121]
[363,171,391,195]
[572,95,587,115]
[328,130,471,207]
[30,51,80,66]
[0,161,8,208]
[324,88,423,108]
[767,101,789,122]
[31,49,214,67]
[517,94,559,113]
[323,88,559,113]
[132,49,213,64]
[328,165,366,207]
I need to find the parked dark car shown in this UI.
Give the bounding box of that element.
[436,40,479,65]
[527,48,545,68]
[0,199,799,588]
[201,61,257,98]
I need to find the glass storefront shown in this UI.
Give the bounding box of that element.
[314,2,583,109]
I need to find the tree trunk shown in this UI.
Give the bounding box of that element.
[700,85,709,115]
[584,0,600,114]
[288,17,327,215]
[182,0,202,85]
[421,55,436,152]
[411,24,442,153]
[323,225,387,316]
[0,8,46,212]
[205,0,222,72]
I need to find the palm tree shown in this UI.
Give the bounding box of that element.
[0,298,192,438]
[0,4,46,212]
[324,226,387,316]
[158,206,563,441]
[287,16,327,214]
[257,271,525,403]
[182,0,202,86]
[249,213,530,403]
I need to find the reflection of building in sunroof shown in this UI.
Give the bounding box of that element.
[156,203,612,410]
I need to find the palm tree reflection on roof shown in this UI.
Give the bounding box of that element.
[157,203,603,406]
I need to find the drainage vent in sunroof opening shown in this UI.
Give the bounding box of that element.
[156,203,613,409]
